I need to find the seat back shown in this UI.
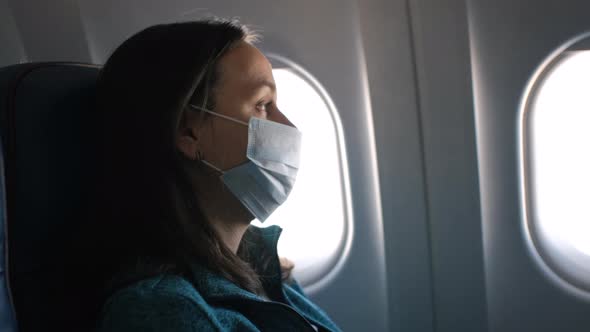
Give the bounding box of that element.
[0,95,16,332]
[0,63,100,331]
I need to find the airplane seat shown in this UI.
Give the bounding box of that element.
[0,76,16,331]
[0,63,100,331]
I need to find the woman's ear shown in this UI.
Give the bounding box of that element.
[176,127,198,160]
[176,110,202,160]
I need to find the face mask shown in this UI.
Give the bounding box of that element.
[188,105,302,222]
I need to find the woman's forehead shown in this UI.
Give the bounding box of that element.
[217,42,274,90]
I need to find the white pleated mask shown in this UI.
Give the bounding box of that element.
[188,105,302,222]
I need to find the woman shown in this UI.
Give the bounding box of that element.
[76,19,341,331]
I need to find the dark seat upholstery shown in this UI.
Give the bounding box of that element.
[0,63,100,331]
[0,101,16,332]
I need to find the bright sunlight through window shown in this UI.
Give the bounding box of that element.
[528,51,590,256]
[251,67,348,288]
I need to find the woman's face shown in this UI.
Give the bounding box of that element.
[178,41,294,170]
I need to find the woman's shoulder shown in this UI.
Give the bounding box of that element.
[98,274,221,331]
[112,274,204,300]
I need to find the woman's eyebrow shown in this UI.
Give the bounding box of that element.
[252,78,276,93]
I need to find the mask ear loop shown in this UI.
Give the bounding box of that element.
[187,105,245,175]
[191,141,223,173]
[200,159,224,174]
[188,104,249,126]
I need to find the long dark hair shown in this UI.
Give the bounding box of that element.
[69,19,263,328]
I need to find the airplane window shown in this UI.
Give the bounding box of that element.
[521,37,590,297]
[251,59,351,290]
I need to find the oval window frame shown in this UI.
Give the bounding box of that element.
[519,30,590,300]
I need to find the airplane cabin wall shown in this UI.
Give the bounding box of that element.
[469,1,590,331]
[358,0,435,331]
[405,1,488,331]
[0,0,26,65]
[358,1,488,331]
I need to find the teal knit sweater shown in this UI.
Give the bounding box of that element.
[98,225,341,331]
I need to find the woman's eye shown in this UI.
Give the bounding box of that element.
[256,101,272,113]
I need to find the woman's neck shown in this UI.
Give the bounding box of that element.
[193,172,255,254]
[209,218,250,254]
